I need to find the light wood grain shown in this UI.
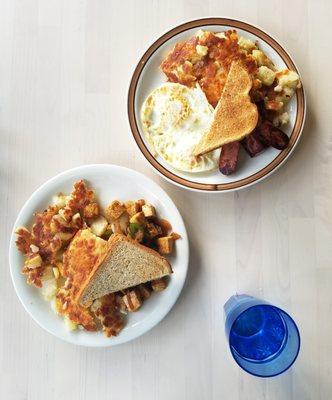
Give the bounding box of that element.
[1,1,332,399]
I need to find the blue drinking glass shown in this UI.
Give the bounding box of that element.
[224,294,300,377]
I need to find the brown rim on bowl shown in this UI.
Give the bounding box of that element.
[128,18,306,192]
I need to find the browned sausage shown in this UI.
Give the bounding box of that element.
[219,142,240,175]
[256,120,290,150]
[241,132,265,157]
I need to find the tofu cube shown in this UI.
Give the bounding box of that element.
[156,236,174,254]
[142,204,156,219]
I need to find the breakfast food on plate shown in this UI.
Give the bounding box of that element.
[15,180,180,337]
[193,61,258,156]
[75,233,172,307]
[141,82,219,172]
[140,29,301,175]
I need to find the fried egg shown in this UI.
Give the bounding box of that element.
[140,83,219,173]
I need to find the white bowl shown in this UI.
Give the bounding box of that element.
[9,164,189,346]
[128,18,306,192]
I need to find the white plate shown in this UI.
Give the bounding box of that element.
[128,18,306,192]
[9,164,189,347]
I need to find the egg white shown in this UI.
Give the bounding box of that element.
[141,83,219,173]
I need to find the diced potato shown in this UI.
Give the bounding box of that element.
[142,204,156,219]
[41,267,57,301]
[71,213,83,228]
[170,232,181,240]
[25,253,42,269]
[56,231,75,242]
[214,31,226,39]
[151,278,167,292]
[252,49,274,68]
[137,284,151,300]
[58,207,73,222]
[83,202,99,219]
[122,290,142,312]
[196,44,208,56]
[118,212,129,233]
[129,212,146,227]
[256,66,276,86]
[238,36,256,52]
[156,236,174,254]
[124,201,140,217]
[111,220,122,234]
[276,69,300,90]
[106,200,126,220]
[90,215,108,237]
[52,193,70,209]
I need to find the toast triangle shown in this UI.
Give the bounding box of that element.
[193,62,258,156]
[78,233,172,307]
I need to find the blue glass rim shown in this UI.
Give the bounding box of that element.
[228,304,301,378]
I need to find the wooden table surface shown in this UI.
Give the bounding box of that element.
[1,1,331,399]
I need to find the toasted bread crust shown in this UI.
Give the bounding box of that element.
[77,234,172,306]
[193,61,258,156]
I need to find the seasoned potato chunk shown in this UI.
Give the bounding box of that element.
[83,202,99,219]
[156,236,174,254]
[122,290,142,312]
[129,212,146,227]
[142,204,156,219]
[151,278,167,292]
[90,215,108,237]
[106,200,125,220]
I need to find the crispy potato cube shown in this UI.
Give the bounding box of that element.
[106,200,125,220]
[83,202,99,219]
[90,215,108,237]
[129,211,146,227]
[58,206,73,222]
[71,212,84,229]
[56,231,75,242]
[124,201,140,217]
[52,193,70,209]
[151,278,167,292]
[170,232,181,240]
[122,290,142,312]
[142,204,156,219]
[137,284,151,300]
[111,219,123,234]
[156,236,174,254]
[25,253,43,269]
